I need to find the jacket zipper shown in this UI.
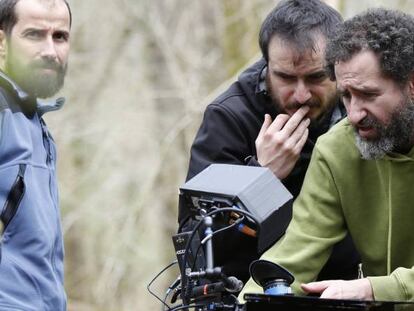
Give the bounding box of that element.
[40,119,65,309]
[0,164,26,262]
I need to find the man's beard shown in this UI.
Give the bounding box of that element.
[354,96,414,160]
[5,49,67,99]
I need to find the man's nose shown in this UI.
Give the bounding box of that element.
[293,80,312,104]
[346,98,367,126]
[40,37,58,61]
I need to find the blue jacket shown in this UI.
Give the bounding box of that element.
[0,72,66,310]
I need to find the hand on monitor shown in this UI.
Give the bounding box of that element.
[301,278,373,300]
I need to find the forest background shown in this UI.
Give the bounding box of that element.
[48,0,414,310]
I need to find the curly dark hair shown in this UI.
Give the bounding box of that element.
[259,0,342,62]
[325,8,414,85]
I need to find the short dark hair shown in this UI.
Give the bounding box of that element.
[0,0,72,36]
[259,0,343,62]
[325,8,414,85]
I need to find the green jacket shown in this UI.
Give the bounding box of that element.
[242,118,414,301]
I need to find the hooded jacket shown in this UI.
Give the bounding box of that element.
[0,72,66,311]
[180,59,360,285]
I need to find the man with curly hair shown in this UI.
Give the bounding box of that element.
[241,8,414,301]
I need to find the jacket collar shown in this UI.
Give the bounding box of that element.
[37,97,65,116]
[0,70,65,117]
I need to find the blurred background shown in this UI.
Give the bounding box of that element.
[47,0,414,310]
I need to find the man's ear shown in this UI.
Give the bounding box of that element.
[0,30,6,59]
[408,73,414,99]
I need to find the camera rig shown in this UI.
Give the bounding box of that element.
[171,164,293,310]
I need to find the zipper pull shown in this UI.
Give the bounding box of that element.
[40,119,53,162]
[0,219,4,263]
[358,263,364,279]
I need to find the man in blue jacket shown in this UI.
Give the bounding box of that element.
[0,0,71,310]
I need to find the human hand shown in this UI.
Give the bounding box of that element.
[256,106,310,179]
[301,279,374,300]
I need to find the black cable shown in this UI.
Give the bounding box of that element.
[147,260,178,310]
[191,216,245,272]
[181,206,260,305]
[162,291,169,311]
[209,215,245,238]
[169,304,204,311]
[184,207,259,274]
[163,276,181,311]
[178,215,192,233]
